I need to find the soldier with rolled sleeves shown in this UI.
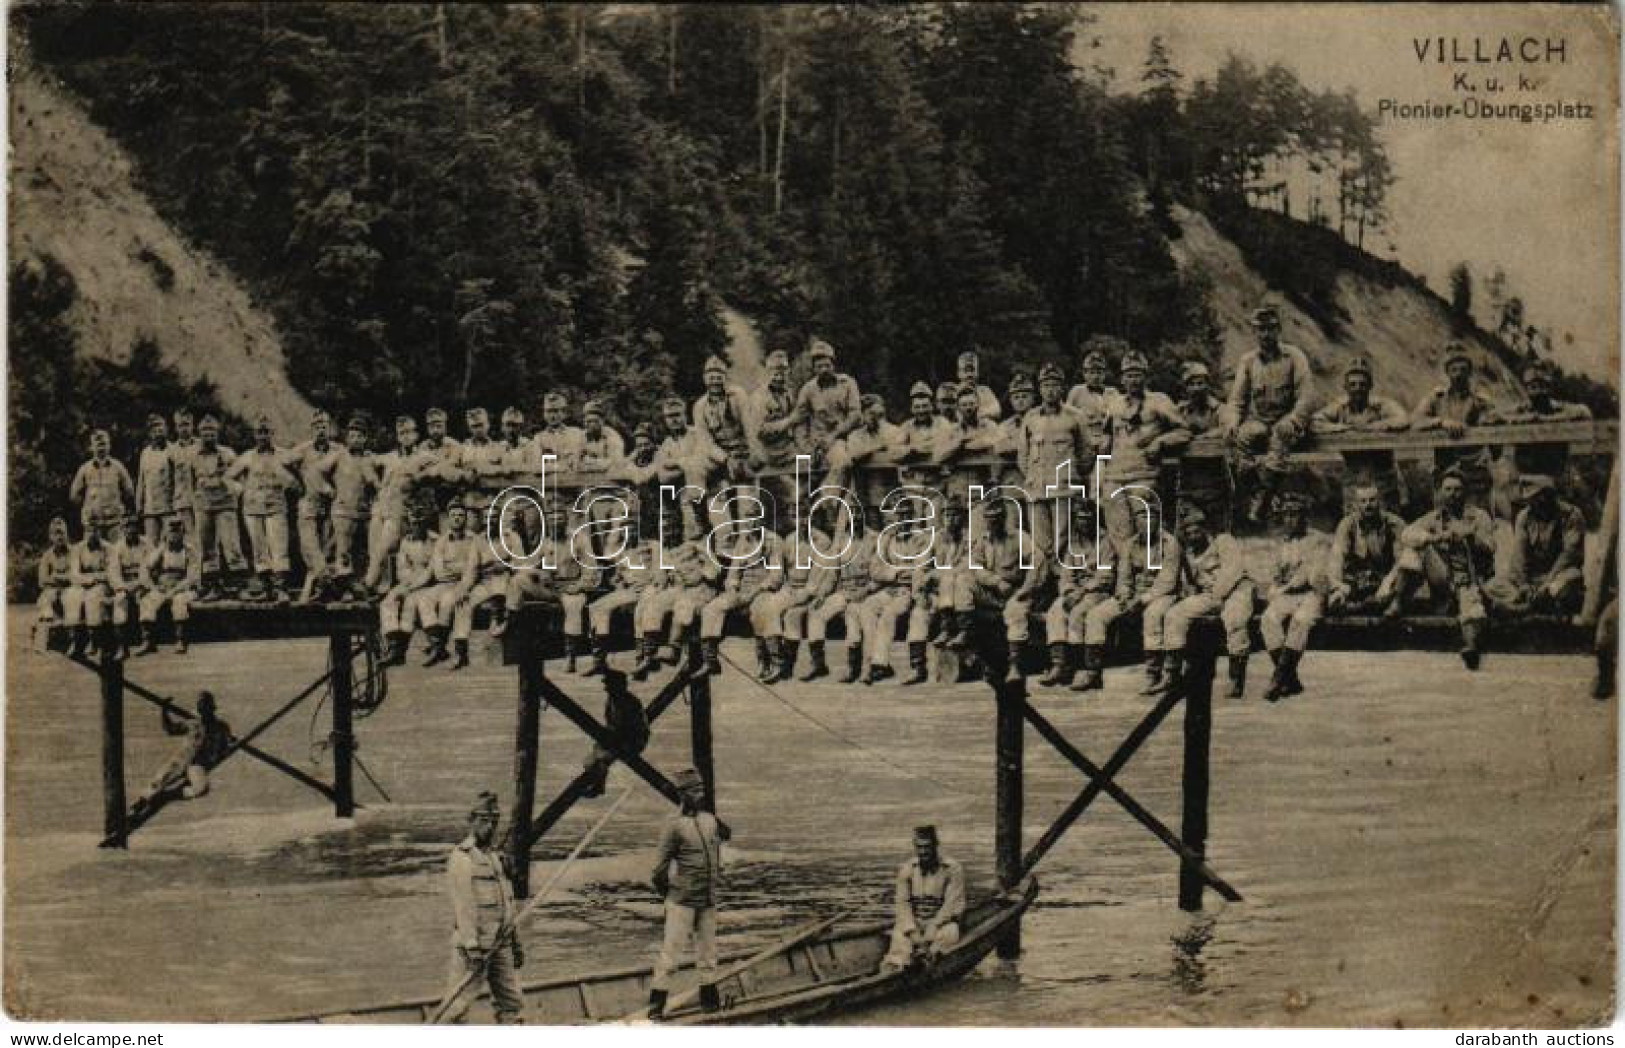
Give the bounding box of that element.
[699,501,784,679]
[1024,362,1095,561]
[107,515,153,660]
[70,429,134,542]
[1100,350,1189,544]
[755,504,834,683]
[1501,361,1593,423]
[651,396,726,540]
[407,407,463,518]
[1391,466,1497,669]
[1313,355,1409,434]
[189,415,248,600]
[34,518,74,651]
[136,516,199,655]
[1039,497,1115,690]
[1066,344,1121,447]
[226,415,302,603]
[363,415,421,591]
[1227,302,1314,524]
[1412,342,1500,435]
[995,372,1036,464]
[169,409,199,542]
[693,356,752,465]
[803,507,879,683]
[445,791,525,1025]
[895,381,950,487]
[416,502,480,668]
[1159,509,1255,698]
[934,385,1001,505]
[646,768,731,1019]
[1258,492,1331,702]
[64,522,115,658]
[881,824,965,973]
[1483,474,1587,616]
[955,349,1003,422]
[287,409,339,591]
[1326,482,1406,617]
[378,508,437,667]
[134,414,175,548]
[825,393,899,493]
[788,338,864,469]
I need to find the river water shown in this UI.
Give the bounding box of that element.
[3,610,1614,1025]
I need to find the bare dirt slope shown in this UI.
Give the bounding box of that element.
[9,57,311,433]
[1171,205,1524,410]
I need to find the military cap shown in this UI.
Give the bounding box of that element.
[425,407,447,423]
[500,406,525,424]
[808,338,836,361]
[165,514,185,530]
[1119,351,1149,375]
[1251,299,1282,325]
[198,415,220,431]
[311,408,331,422]
[1442,341,1473,369]
[395,415,417,430]
[48,517,68,535]
[465,406,488,423]
[633,422,656,441]
[469,790,500,819]
[1038,362,1066,384]
[957,350,980,366]
[582,398,605,418]
[764,350,790,369]
[983,498,1008,516]
[146,412,166,428]
[542,393,566,409]
[860,392,885,411]
[1008,372,1035,394]
[660,395,687,413]
[1180,361,1210,382]
[1081,349,1110,370]
[1519,473,1556,495]
[172,407,194,422]
[673,768,705,792]
[937,381,961,398]
[445,498,468,514]
[703,355,728,376]
[909,381,934,399]
[1180,506,1207,527]
[1344,355,1373,379]
[1437,464,1467,486]
[913,824,939,845]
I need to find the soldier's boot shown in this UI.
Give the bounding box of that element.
[69,625,89,658]
[197,575,223,603]
[450,639,470,670]
[1070,645,1105,692]
[102,624,124,661]
[632,633,659,681]
[1226,655,1248,699]
[172,622,189,655]
[1282,649,1305,696]
[774,641,800,683]
[380,630,407,667]
[799,641,829,682]
[1149,653,1183,695]
[903,642,929,685]
[1459,621,1484,671]
[945,611,974,651]
[422,627,451,667]
[488,601,510,638]
[136,624,159,656]
[756,638,781,684]
[702,638,723,677]
[699,983,722,1014]
[241,573,267,602]
[646,988,668,1020]
[1265,649,1299,702]
[272,572,293,604]
[563,636,580,674]
[1004,642,1025,684]
[1039,643,1070,687]
[839,644,863,684]
[585,639,609,677]
[1593,649,1616,701]
[1139,651,1165,695]
[752,638,773,680]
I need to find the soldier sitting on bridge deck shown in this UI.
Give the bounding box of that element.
[135,515,199,656]
[1258,492,1330,703]
[1325,483,1405,618]
[1483,473,1587,617]
[33,517,73,653]
[377,508,437,667]
[1158,508,1255,698]
[700,495,784,679]
[1500,361,1592,424]
[1391,466,1497,670]
[1226,301,1314,526]
[1037,496,1116,692]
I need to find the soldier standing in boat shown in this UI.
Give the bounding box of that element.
[647,768,730,1018]
[446,791,525,1025]
[881,825,966,972]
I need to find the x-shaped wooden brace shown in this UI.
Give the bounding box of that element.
[1018,683,1241,902]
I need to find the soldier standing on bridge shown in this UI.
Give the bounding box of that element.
[693,355,751,470]
[70,428,134,542]
[445,791,525,1025]
[1411,344,1500,510]
[1312,356,1410,515]
[1065,343,1119,447]
[189,416,248,600]
[226,415,302,603]
[1226,302,1314,526]
[134,413,175,549]
[1100,350,1189,544]
[169,408,198,544]
[745,349,797,514]
[1392,466,1497,670]
[288,409,339,594]
[1023,362,1095,563]
[363,415,421,592]
[1258,492,1331,703]
[647,768,730,1019]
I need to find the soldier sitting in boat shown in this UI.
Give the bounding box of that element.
[882,824,966,973]
[445,791,525,1025]
[132,690,232,814]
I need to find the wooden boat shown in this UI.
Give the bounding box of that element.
[287,877,1038,1025]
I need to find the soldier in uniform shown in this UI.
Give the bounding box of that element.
[453,504,523,667]
[895,381,949,489]
[1325,483,1406,617]
[1100,350,1189,543]
[805,507,881,683]
[498,407,533,469]
[745,349,798,516]
[1159,509,1255,698]
[34,518,74,651]
[1024,362,1095,562]
[135,516,199,655]
[881,825,966,973]
[378,509,437,667]
[825,393,899,493]
[445,791,525,1025]
[909,496,971,683]
[287,409,339,593]
[416,502,480,668]
[530,393,584,472]
[64,521,115,658]
[363,415,421,591]
[1087,500,1182,694]
[1258,492,1331,702]
[1065,344,1120,447]
[647,768,730,1018]
[1483,474,1587,616]
[652,396,726,540]
[408,407,464,518]
[69,429,134,541]
[1176,362,1228,436]
[1312,356,1409,434]
[107,515,152,660]
[189,416,249,600]
[328,417,377,596]
[995,372,1036,464]
[955,349,1003,422]
[935,381,961,424]
[1501,361,1593,423]
[693,355,752,469]
[1411,341,1501,434]
[629,511,689,680]
[934,385,1001,506]
[788,339,863,469]
[862,515,927,684]
[134,414,175,548]
[584,520,663,676]
[1038,498,1116,691]
[169,408,198,543]
[632,517,718,678]
[1392,466,1497,669]
[752,505,833,682]
[1227,302,1315,525]
[226,415,302,603]
[699,500,784,679]
[575,398,626,489]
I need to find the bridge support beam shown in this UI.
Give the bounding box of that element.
[688,641,715,812]
[994,676,1024,959]
[99,647,127,849]
[511,643,545,898]
[328,632,356,819]
[1178,631,1218,912]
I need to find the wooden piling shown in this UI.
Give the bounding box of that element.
[688,647,715,812]
[99,646,128,849]
[510,643,544,898]
[328,633,356,819]
[1178,627,1218,912]
[993,677,1025,958]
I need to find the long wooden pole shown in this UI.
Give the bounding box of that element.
[1178,628,1219,912]
[511,647,544,898]
[688,642,715,813]
[993,677,1024,959]
[328,633,356,819]
[99,647,128,849]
